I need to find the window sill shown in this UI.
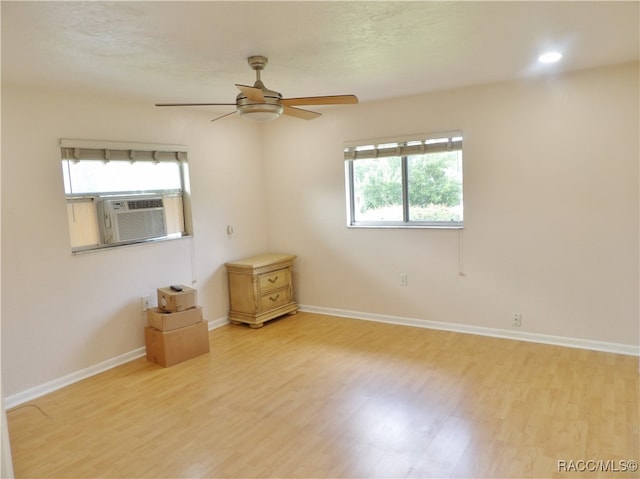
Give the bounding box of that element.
[347,222,463,229]
[71,233,192,255]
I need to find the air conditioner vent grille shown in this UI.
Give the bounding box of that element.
[128,198,163,210]
[116,210,166,242]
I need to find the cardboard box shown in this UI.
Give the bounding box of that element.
[144,321,210,367]
[147,306,203,332]
[157,285,197,312]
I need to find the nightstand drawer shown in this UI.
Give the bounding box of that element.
[258,269,289,292]
[259,287,290,310]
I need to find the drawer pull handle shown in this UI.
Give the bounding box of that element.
[268,276,279,284]
[269,294,280,302]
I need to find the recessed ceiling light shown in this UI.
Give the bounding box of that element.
[538,52,563,64]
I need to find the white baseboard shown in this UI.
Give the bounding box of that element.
[298,305,640,357]
[5,316,230,409]
[207,316,230,330]
[4,348,147,409]
[6,309,635,409]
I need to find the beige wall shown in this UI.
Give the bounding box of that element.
[1,62,638,400]
[263,62,639,345]
[1,86,269,397]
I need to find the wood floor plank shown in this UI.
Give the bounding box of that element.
[7,312,639,478]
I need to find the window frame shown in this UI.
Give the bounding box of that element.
[344,132,463,229]
[60,139,193,253]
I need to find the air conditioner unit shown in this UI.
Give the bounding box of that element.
[97,196,167,245]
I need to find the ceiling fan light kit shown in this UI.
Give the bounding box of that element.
[156,55,358,123]
[238,103,283,122]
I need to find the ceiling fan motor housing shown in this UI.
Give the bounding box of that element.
[236,59,284,120]
[236,85,283,120]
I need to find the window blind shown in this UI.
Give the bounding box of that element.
[60,139,187,162]
[344,133,462,161]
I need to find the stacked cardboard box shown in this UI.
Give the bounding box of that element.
[144,285,210,367]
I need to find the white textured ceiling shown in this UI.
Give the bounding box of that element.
[2,1,638,107]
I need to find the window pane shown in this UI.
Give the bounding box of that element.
[62,160,182,195]
[163,195,185,235]
[407,151,463,222]
[66,200,100,248]
[352,157,403,222]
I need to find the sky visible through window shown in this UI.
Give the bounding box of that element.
[62,160,181,195]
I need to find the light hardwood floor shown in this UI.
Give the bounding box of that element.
[7,312,639,478]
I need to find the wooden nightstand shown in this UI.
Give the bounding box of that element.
[225,253,297,328]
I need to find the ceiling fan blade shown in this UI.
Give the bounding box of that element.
[235,84,265,103]
[281,95,358,106]
[282,105,322,120]
[211,111,238,123]
[156,102,236,107]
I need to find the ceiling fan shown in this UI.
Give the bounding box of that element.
[155,55,358,122]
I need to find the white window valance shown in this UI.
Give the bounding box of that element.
[60,139,188,162]
[344,132,462,161]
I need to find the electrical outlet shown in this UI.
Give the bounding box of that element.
[400,273,408,286]
[513,313,522,327]
[141,296,151,311]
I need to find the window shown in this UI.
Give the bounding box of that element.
[60,139,192,252]
[345,132,463,228]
